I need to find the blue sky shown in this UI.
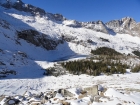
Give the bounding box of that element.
[22,0,140,23]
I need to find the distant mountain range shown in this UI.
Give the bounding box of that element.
[1,0,140,36]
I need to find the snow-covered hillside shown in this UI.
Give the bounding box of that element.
[0,0,140,105]
[0,4,140,69]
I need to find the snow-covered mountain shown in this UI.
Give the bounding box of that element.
[1,1,140,104]
[0,0,140,78]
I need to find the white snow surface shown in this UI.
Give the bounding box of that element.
[0,73,140,105]
[0,5,140,105]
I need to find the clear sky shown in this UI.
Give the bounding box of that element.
[22,0,140,23]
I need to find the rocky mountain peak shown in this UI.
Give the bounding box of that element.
[96,20,104,24]
[121,17,135,22]
[0,0,46,16]
[106,17,140,36]
[53,13,66,21]
[82,20,109,34]
[122,17,136,31]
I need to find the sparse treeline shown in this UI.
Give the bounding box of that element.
[61,47,131,76]
[130,50,140,72]
[61,60,128,76]
[131,65,140,73]
[91,47,122,56]
[61,47,140,76]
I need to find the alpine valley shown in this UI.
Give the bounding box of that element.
[0,0,140,105]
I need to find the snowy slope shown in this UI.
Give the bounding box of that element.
[1,5,140,53]
[0,3,140,77]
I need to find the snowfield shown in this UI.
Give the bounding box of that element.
[0,71,140,105]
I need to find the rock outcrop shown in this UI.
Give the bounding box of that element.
[83,85,98,96]
[0,0,46,16]
[82,21,109,34]
[52,13,66,21]
[0,19,10,29]
[63,20,109,34]
[17,29,63,50]
[106,17,140,36]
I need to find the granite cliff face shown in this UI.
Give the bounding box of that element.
[106,17,140,36]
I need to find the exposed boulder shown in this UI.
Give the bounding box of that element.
[60,101,70,105]
[41,96,48,104]
[83,85,98,96]
[78,90,87,99]
[98,84,104,91]
[58,89,74,97]
[0,96,20,105]
[8,99,20,105]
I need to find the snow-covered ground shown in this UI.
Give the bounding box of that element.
[0,71,140,104]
